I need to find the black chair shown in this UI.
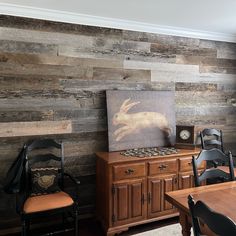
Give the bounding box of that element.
[200,128,224,152]
[17,139,79,236]
[192,148,235,187]
[188,195,236,236]
[200,128,225,168]
[200,128,236,177]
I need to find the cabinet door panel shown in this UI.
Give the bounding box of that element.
[148,174,177,218]
[148,179,162,216]
[163,176,177,210]
[112,179,146,226]
[115,185,129,221]
[130,182,142,218]
[179,172,194,189]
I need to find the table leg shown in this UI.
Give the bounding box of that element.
[179,210,192,236]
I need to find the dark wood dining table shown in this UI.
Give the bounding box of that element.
[165,181,236,236]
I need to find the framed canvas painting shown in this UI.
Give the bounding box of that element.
[106,90,176,151]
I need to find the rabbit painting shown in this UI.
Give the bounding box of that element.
[112,98,172,141]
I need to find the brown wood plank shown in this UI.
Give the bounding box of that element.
[0,120,72,137]
[93,67,151,82]
[0,52,123,68]
[0,110,53,122]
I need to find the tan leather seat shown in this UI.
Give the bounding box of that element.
[23,191,74,214]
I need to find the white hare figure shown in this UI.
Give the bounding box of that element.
[112,98,172,141]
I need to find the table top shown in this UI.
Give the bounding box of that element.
[165,181,236,222]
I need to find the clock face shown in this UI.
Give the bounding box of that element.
[179,130,191,140]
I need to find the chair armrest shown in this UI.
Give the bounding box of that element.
[64,172,80,186]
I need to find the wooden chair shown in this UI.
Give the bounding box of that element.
[17,139,79,236]
[188,195,236,236]
[192,148,235,187]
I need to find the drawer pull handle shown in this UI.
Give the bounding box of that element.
[125,168,135,174]
[188,162,192,165]
[158,164,168,170]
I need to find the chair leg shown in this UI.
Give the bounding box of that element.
[62,212,66,230]
[21,219,27,236]
[75,207,79,236]
[26,220,30,235]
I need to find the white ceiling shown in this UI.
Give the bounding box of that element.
[1,0,236,42]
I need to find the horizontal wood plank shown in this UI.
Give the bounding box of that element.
[0,120,72,137]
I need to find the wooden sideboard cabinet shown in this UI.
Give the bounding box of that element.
[96,149,203,236]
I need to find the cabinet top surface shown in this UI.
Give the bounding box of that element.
[96,148,200,164]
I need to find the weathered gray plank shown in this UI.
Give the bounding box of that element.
[216,42,236,60]
[54,109,106,120]
[63,139,107,157]
[123,30,200,47]
[151,43,217,57]
[93,67,151,82]
[0,75,61,90]
[176,115,226,126]
[175,82,217,91]
[0,88,104,100]
[0,15,123,37]
[200,40,236,60]
[0,40,57,55]
[64,154,96,166]
[72,119,107,133]
[66,164,96,176]
[0,97,105,110]
[201,57,236,67]
[0,110,53,122]
[61,78,159,92]
[176,104,236,116]
[200,65,236,74]
[176,55,203,65]
[175,91,236,105]
[124,60,199,71]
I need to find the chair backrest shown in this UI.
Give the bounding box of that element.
[200,128,224,152]
[192,148,234,187]
[24,139,64,194]
[188,195,236,236]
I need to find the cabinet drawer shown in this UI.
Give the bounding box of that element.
[113,163,146,181]
[148,159,177,175]
[179,157,205,172]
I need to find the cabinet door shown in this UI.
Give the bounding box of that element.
[148,174,178,218]
[112,179,146,226]
[179,172,194,189]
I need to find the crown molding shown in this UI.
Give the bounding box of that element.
[1,3,236,43]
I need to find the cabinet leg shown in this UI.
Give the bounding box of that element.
[107,227,129,236]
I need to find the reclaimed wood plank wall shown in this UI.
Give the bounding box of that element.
[0,15,236,230]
